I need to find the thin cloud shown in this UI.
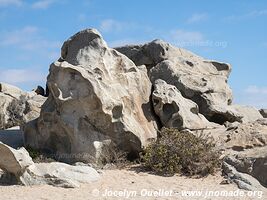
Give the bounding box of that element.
[0,0,22,7]
[32,0,55,9]
[1,26,38,46]
[0,69,46,84]
[77,13,87,22]
[235,86,267,108]
[234,85,267,109]
[245,85,267,95]
[170,29,204,43]
[99,19,124,32]
[99,19,137,33]
[167,29,229,49]
[248,9,267,17]
[0,26,61,51]
[224,9,267,21]
[187,13,208,23]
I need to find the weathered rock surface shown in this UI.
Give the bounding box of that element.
[0,142,33,177]
[231,105,262,123]
[0,142,99,188]
[20,162,100,188]
[0,83,46,130]
[116,40,261,125]
[198,119,267,189]
[260,109,267,118]
[199,119,267,153]
[24,29,158,162]
[152,79,213,130]
[222,160,265,191]
[223,147,267,188]
[223,120,267,151]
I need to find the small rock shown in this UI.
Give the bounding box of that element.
[259,109,267,118]
[33,86,45,96]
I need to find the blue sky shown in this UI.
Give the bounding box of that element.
[0,0,266,108]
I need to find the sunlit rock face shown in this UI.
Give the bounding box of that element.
[116,40,242,124]
[152,79,213,130]
[23,29,158,162]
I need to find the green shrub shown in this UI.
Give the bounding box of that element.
[142,127,221,176]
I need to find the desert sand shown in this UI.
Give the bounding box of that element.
[0,167,265,200]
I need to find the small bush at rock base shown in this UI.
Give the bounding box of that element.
[93,141,129,169]
[142,127,221,176]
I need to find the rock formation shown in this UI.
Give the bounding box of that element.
[0,142,33,177]
[197,119,267,189]
[33,85,45,96]
[222,158,265,191]
[223,146,267,189]
[116,40,262,124]
[0,142,99,188]
[0,83,46,130]
[152,79,213,130]
[1,28,266,190]
[24,29,158,162]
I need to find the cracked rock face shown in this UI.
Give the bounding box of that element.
[116,40,256,124]
[23,29,158,162]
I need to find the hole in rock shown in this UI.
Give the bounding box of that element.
[112,105,123,119]
[171,117,183,128]
[186,61,194,67]
[163,103,177,115]
[127,151,140,162]
[211,62,229,71]
[190,107,198,114]
[153,99,160,106]
[208,113,229,125]
[232,146,244,152]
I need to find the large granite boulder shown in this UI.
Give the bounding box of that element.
[116,40,258,124]
[24,29,158,162]
[152,79,213,130]
[0,83,46,130]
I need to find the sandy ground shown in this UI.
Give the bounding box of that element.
[0,167,266,200]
